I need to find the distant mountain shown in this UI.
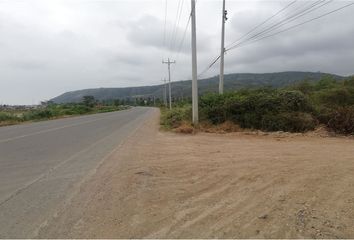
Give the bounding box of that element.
[51,71,344,103]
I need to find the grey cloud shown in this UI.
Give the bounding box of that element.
[106,53,146,66]
[0,0,353,105]
[127,15,166,49]
[9,60,47,70]
[127,14,209,54]
[218,1,354,76]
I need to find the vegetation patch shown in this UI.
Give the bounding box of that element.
[0,96,130,127]
[327,106,354,134]
[161,75,354,135]
[160,105,192,130]
[199,89,315,132]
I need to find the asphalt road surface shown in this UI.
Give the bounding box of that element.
[0,107,154,238]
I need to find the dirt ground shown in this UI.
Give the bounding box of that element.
[38,109,354,239]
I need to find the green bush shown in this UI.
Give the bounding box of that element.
[161,105,192,128]
[82,95,96,107]
[344,76,354,87]
[278,91,313,112]
[200,93,228,124]
[0,112,21,122]
[314,106,333,125]
[199,90,315,132]
[163,76,354,135]
[230,92,274,116]
[61,109,76,115]
[71,105,92,114]
[291,80,315,95]
[315,76,338,90]
[23,109,54,120]
[239,112,262,129]
[313,88,354,107]
[0,102,126,127]
[327,106,354,134]
[261,112,316,132]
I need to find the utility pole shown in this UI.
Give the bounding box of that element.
[162,58,176,110]
[162,78,167,107]
[191,0,198,124]
[219,0,227,94]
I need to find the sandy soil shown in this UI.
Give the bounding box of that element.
[38,109,354,239]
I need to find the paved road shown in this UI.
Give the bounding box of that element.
[0,107,154,238]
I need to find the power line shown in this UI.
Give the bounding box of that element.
[200,0,329,75]
[169,0,183,53]
[163,0,168,48]
[168,0,198,86]
[198,55,220,78]
[174,11,191,60]
[198,1,354,77]
[225,0,298,49]
[251,0,333,42]
[200,0,301,77]
[171,0,186,53]
[227,1,354,52]
[227,0,332,51]
[172,0,197,70]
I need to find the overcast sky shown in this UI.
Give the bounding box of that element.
[0,0,353,105]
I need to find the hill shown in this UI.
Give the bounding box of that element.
[51,71,344,103]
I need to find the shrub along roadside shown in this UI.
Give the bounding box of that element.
[261,112,316,132]
[327,106,354,134]
[161,76,354,135]
[199,89,316,133]
[0,112,22,126]
[0,103,129,127]
[160,105,192,129]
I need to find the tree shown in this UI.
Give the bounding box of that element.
[315,75,337,90]
[82,96,96,107]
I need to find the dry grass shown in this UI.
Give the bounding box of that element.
[199,121,242,133]
[174,121,195,134]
